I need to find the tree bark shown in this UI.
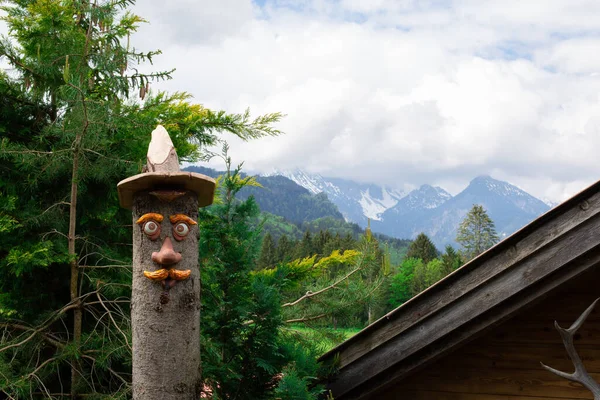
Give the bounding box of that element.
[69,142,82,398]
[131,192,201,399]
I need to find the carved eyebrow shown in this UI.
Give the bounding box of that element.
[169,214,197,225]
[136,213,164,225]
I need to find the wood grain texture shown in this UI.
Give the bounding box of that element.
[131,191,201,400]
[383,390,586,400]
[328,212,600,398]
[375,267,600,400]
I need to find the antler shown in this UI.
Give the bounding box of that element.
[541,298,600,399]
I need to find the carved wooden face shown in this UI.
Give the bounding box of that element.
[132,191,198,291]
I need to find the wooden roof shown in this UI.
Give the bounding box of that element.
[320,179,600,400]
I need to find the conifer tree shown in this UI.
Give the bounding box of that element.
[406,233,438,263]
[441,244,463,274]
[341,232,358,251]
[323,233,343,256]
[0,1,282,397]
[276,234,293,264]
[295,230,314,259]
[199,148,324,399]
[456,204,499,260]
[257,232,277,269]
[314,230,333,258]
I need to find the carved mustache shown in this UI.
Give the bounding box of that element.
[143,236,191,282]
[143,268,191,281]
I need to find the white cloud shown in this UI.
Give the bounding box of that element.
[4,0,600,203]
[536,38,600,74]
[129,0,600,203]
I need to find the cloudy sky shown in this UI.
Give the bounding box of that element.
[7,1,600,202]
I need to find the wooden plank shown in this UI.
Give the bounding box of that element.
[484,321,600,345]
[328,190,600,369]
[385,390,589,400]
[328,216,600,399]
[332,250,600,399]
[431,344,600,373]
[396,367,596,399]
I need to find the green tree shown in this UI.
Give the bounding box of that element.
[257,232,277,269]
[314,229,333,258]
[199,150,323,399]
[276,234,294,264]
[456,204,499,260]
[277,241,384,330]
[322,233,343,256]
[295,230,314,259]
[411,258,428,295]
[389,257,421,308]
[441,245,462,275]
[424,259,445,287]
[406,233,438,263]
[0,1,282,397]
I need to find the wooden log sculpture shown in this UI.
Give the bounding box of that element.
[541,298,600,399]
[117,126,215,400]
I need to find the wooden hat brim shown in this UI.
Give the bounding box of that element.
[117,172,216,209]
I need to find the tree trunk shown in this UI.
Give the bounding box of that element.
[123,126,213,399]
[69,143,82,398]
[131,192,201,399]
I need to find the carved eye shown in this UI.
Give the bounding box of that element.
[143,221,160,240]
[173,222,190,240]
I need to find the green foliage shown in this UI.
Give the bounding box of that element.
[424,259,445,288]
[295,230,315,259]
[257,232,278,269]
[389,245,464,309]
[4,240,57,276]
[0,1,284,397]
[456,204,499,260]
[441,244,463,274]
[259,212,304,239]
[405,233,438,263]
[278,235,386,329]
[277,234,294,264]
[410,258,428,297]
[199,149,323,399]
[389,257,420,307]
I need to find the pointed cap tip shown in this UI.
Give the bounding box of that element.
[148,125,175,165]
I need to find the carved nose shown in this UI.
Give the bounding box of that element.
[152,237,182,266]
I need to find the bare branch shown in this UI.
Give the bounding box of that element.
[81,354,130,388]
[95,292,131,352]
[541,298,600,399]
[82,148,136,164]
[1,149,71,156]
[79,264,132,269]
[282,266,361,308]
[285,314,328,324]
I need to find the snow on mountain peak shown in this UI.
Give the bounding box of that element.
[265,169,326,195]
[471,175,527,197]
[467,175,549,215]
[402,184,452,210]
[267,169,406,223]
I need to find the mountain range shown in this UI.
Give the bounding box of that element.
[263,170,405,225]
[185,165,552,249]
[263,170,551,248]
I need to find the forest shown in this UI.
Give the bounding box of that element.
[0,1,498,398]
